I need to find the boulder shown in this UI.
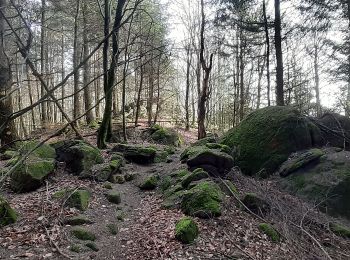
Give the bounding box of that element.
[221,106,321,176]
[180,181,223,218]
[0,196,17,227]
[242,193,270,217]
[55,140,103,175]
[80,159,122,182]
[258,223,280,242]
[105,191,121,204]
[16,141,56,159]
[139,175,159,190]
[10,158,55,193]
[175,217,199,244]
[181,145,234,175]
[112,144,156,164]
[191,136,218,147]
[149,125,182,147]
[181,168,209,188]
[278,148,325,177]
[280,149,350,220]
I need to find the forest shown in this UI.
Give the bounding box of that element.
[1,0,350,259]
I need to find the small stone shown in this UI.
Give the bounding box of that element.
[71,227,96,241]
[105,191,121,204]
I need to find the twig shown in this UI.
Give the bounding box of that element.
[222,230,257,260]
[45,227,72,259]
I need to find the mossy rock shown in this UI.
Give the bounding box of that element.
[154,150,169,163]
[175,217,199,244]
[150,126,181,147]
[55,140,103,174]
[191,136,217,147]
[181,181,223,218]
[205,143,231,154]
[281,150,350,220]
[2,150,19,160]
[106,223,118,235]
[109,174,125,184]
[278,148,325,177]
[10,158,55,193]
[65,215,93,225]
[102,182,113,189]
[16,141,56,160]
[112,144,156,164]
[242,193,270,217]
[162,189,188,209]
[71,227,96,241]
[110,153,126,166]
[85,242,99,252]
[124,173,136,182]
[160,175,173,191]
[139,175,159,190]
[164,146,176,155]
[80,162,114,182]
[170,169,190,179]
[181,168,209,188]
[259,223,280,242]
[0,196,17,227]
[329,222,350,238]
[54,189,91,211]
[70,244,81,253]
[221,106,322,176]
[105,191,121,204]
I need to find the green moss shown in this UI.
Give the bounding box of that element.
[102,182,113,189]
[54,189,90,211]
[109,159,122,171]
[160,176,173,191]
[109,174,125,184]
[181,169,209,188]
[106,223,118,235]
[205,143,231,154]
[70,244,81,253]
[2,150,19,160]
[151,127,181,147]
[154,150,169,163]
[259,223,280,242]
[0,196,17,227]
[221,106,320,176]
[181,181,222,218]
[164,146,176,155]
[65,215,93,225]
[192,136,217,147]
[105,191,121,204]
[10,158,55,193]
[170,169,190,179]
[175,217,199,244]
[113,144,157,164]
[162,190,188,209]
[71,227,96,241]
[85,242,99,252]
[124,173,135,182]
[16,141,56,159]
[139,175,159,190]
[110,153,125,166]
[329,223,350,238]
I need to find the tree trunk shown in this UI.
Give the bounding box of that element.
[185,45,191,131]
[97,0,126,148]
[82,2,95,124]
[40,0,48,124]
[135,63,143,126]
[274,0,284,106]
[313,43,321,116]
[73,0,81,124]
[263,0,271,106]
[0,0,18,146]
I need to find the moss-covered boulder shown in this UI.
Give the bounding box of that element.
[139,175,159,190]
[181,145,234,176]
[65,215,93,225]
[175,217,199,244]
[181,181,223,218]
[151,126,182,147]
[0,196,17,227]
[10,158,55,193]
[329,222,350,238]
[54,189,91,211]
[181,168,209,188]
[278,149,325,177]
[109,174,126,184]
[112,144,156,164]
[242,193,270,217]
[154,150,169,163]
[16,141,56,159]
[105,191,121,204]
[281,150,350,220]
[71,227,96,241]
[258,223,280,242]
[81,159,122,182]
[191,136,217,147]
[221,106,321,176]
[55,140,103,175]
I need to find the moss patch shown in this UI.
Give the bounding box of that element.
[54,189,91,211]
[71,227,96,241]
[0,196,17,227]
[259,223,280,242]
[151,127,181,147]
[105,191,121,204]
[85,242,99,252]
[65,215,93,226]
[139,175,159,190]
[106,223,118,235]
[329,223,350,238]
[175,217,199,244]
[181,168,209,188]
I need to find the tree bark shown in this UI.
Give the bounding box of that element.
[185,44,191,131]
[40,0,48,124]
[263,0,271,106]
[73,0,81,125]
[274,0,284,106]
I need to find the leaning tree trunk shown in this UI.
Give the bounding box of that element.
[0,0,18,147]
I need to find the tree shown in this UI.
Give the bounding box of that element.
[274,0,284,106]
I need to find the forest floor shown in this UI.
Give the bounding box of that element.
[1,126,350,260]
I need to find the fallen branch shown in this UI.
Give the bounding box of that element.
[45,227,72,260]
